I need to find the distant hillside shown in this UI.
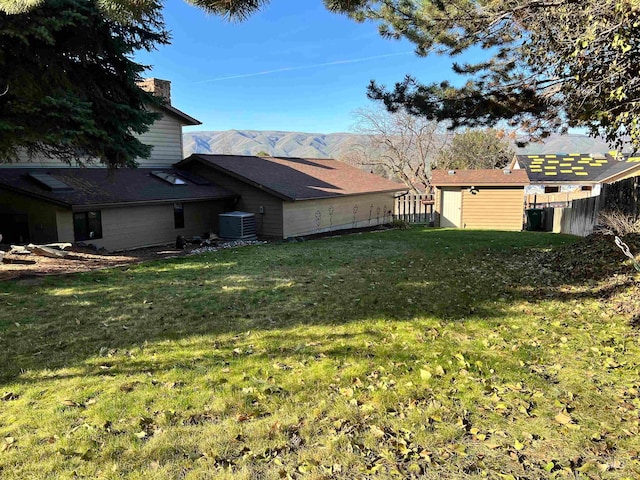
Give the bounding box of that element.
[183,130,615,159]
[182,130,366,159]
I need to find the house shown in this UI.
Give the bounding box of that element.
[0,78,200,169]
[0,79,234,250]
[176,154,407,238]
[432,169,530,231]
[0,168,236,250]
[510,153,640,205]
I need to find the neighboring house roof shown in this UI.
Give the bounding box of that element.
[157,103,201,126]
[431,169,530,187]
[0,168,235,210]
[512,153,640,184]
[177,154,407,201]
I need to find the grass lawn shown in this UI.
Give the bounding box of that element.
[1,228,639,479]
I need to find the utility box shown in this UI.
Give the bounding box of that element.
[219,211,257,240]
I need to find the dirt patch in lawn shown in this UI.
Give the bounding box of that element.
[0,244,191,282]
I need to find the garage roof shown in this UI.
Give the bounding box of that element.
[431,169,529,187]
[177,154,407,201]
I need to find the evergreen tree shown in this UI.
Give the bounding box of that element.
[356,0,640,151]
[0,0,168,167]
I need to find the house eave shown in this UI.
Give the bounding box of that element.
[69,194,236,212]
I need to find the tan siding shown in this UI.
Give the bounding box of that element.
[461,187,525,231]
[89,201,224,251]
[1,105,183,168]
[0,189,63,243]
[130,106,184,167]
[283,192,396,238]
[186,164,284,238]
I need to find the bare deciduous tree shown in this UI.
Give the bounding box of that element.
[346,106,451,193]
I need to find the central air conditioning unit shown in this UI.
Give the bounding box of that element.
[219,211,257,240]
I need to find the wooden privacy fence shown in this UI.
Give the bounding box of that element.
[394,194,435,224]
[526,191,594,209]
[601,176,640,219]
[541,176,640,236]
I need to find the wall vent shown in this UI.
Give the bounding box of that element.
[219,211,257,240]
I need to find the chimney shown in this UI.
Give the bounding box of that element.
[138,78,171,105]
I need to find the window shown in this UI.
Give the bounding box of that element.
[174,203,184,229]
[544,186,560,193]
[73,211,102,241]
[581,186,593,191]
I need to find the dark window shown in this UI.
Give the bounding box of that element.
[174,203,184,229]
[544,186,560,193]
[581,186,593,191]
[73,211,102,241]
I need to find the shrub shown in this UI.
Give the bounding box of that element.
[598,210,640,236]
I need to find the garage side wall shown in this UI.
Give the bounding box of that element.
[80,201,224,251]
[461,187,525,231]
[282,192,396,238]
[185,164,284,238]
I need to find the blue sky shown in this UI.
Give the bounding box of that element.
[137,0,467,134]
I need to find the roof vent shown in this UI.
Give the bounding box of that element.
[27,172,73,192]
[447,170,456,175]
[503,169,511,175]
[219,211,257,240]
[151,171,186,185]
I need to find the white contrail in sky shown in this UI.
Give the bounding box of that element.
[196,51,413,83]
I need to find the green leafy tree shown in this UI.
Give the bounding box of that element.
[435,129,515,171]
[0,0,168,167]
[355,0,640,151]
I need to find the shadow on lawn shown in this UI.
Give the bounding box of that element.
[0,229,632,386]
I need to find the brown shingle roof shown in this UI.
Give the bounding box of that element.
[178,154,407,201]
[0,168,235,209]
[431,169,529,186]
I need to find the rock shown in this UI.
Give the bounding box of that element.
[30,245,69,258]
[42,243,72,251]
[9,245,31,255]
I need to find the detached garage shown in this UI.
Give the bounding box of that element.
[432,169,529,231]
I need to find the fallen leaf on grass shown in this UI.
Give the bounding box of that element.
[236,413,253,423]
[555,411,573,425]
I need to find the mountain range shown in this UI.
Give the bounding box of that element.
[182,130,614,159]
